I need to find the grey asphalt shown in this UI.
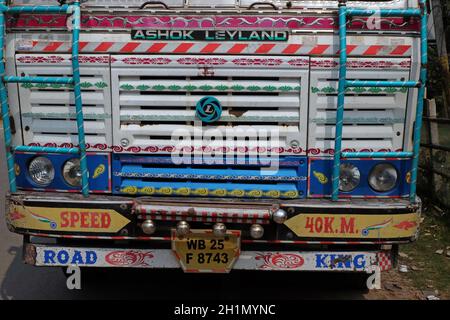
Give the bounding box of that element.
[0,123,368,300]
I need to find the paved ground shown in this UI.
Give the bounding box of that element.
[0,123,420,300]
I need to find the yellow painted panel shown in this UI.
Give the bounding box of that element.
[284,213,420,239]
[7,205,130,233]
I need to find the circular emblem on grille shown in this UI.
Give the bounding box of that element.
[195,96,222,123]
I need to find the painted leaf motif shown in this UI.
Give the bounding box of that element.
[211,189,225,196]
[158,187,173,195]
[313,171,328,184]
[248,190,263,197]
[168,85,181,91]
[266,190,281,198]
[92,164,106,179]
[122,186,138,194]
[215,85,228,91]
[283,191,299,198]
[263,85,277,92]
[36,83,47,89]
[140,187,155,195]
[369,87,382,93]
[152,85,166,91]
[279,86,293,92]
[384,87,397,93]
[175,187,190,195]
[120,84,134,90]
[136,85,150,91]
[95,82,108,89]
[231,85,245,91]
[321,86,335,93]
[21,83,33,89]
[248,85,261,91]
[199,85,213,91]
[80,82,93,88]
[184,85,197,91]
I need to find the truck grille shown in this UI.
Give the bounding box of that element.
[111,55,308,155]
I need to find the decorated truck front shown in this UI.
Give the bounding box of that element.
[2,0,425,274]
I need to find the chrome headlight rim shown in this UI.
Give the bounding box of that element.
[368,163,398,193]
[62,158,82,187]
[28,156,55,187]
[339,163,361,193]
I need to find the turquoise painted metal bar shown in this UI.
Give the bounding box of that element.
[333,0,428,203]
[0,4,71,14]
[341,151,413,158]
[409,0,428,203]
[71,1,89,197]
[4,76,73,84]
[0,1,16,192]
[14,146,79,154]
[345,80,419,88]
[331,0,348,201]
[346,8,421,17]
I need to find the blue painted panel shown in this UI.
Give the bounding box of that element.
[309,158,412,197]
[112,155,307,199]
[14,153,110,192]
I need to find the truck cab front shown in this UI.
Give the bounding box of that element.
[3,0,424,274]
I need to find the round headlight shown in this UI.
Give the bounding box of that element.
[28,157,55,186]
[339,163,360,192]
[62,158,82,187]
[369,163,398,192]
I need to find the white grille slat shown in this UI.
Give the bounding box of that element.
[29,105,107,117]
[122,124,300,136]
[120,109,300,122]
[119,95,300,109]
[315,95,399,109]
[32,134,107,146]
[314,140,398,151]
[29,91,105,105]
[315,126,395,139]
[30,119,106,134]
[314,110,400,123]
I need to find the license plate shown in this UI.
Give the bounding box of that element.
[171,229,241,273]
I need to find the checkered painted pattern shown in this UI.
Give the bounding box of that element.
[377,251,393,271]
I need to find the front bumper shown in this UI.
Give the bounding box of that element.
[24,242,392,272]
[7,192,421,244]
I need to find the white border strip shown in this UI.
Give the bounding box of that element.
[32,245,384,272]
